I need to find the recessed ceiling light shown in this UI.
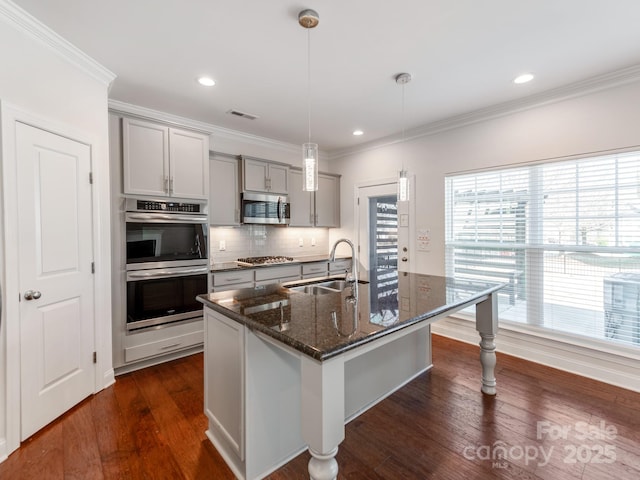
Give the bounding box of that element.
[353,130,364,136]
[197,76,216,87]
[513,73,534,84]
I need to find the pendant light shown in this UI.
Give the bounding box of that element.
[396,72,412,203]
[299,9,319,192]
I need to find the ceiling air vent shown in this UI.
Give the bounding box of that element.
[226,109,259,120]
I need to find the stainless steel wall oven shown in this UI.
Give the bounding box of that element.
[125,198,208,331]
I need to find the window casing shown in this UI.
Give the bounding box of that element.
[445,150,640,347]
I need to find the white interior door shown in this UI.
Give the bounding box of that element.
[16,122,95,440]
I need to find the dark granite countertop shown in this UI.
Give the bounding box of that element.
[210,255,351,272]
[197,270,504,361]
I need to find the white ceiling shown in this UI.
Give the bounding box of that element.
[13,0,640,153]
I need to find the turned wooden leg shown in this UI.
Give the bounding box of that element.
[476,291,498,395]
[301,357,345,480]
[479,332,497,395]
[308,447,339,480]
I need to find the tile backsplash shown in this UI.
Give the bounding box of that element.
[209,226,329,264]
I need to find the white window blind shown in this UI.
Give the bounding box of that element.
[445,151,640,347]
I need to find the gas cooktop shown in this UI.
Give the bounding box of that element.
[236,256,295,266]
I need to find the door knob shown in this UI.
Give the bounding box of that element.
[24,290,42,300]
[401,257,408,262]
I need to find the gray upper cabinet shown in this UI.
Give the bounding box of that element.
[289,168,340,227]
[315,172,341,227]
[210,154,241,226]
[289,168,314,226]
[123,117,209,199]
[242,156,289,194]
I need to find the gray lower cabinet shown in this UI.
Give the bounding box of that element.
[330,258,352,276]
[254,264,301,286]
[289,168,340,227]
[211,269,255,292]
[301,261,328,279]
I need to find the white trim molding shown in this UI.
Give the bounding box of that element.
[432,316,640,393]
[108,100,320,160]
[329,64,640,160]
[0,0,115,86]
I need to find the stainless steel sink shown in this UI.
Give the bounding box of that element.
[318,280,348,291]
[290,285,335,295]
[287,278,368,295]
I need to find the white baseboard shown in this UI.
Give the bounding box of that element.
[432,316,640,393]
[0,437,7,464]
[102,368,116,389]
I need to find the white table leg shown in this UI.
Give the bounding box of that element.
[308,447,339,480]
[476,292,498,395]
[301,356,345,480]
[479,332,497,395]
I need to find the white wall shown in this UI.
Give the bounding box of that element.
[331,79,640,391]
[0,2,114,459]
[334,79,640,275]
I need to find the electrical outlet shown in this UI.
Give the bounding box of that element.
[311,237,316,246]
[298,238,304,247]
[219,240,226,251]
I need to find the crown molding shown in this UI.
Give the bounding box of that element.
[329,64,640,160]
[0,0,115,86]
[108,99,318,159]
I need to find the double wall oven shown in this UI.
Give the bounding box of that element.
[125,198,208,331]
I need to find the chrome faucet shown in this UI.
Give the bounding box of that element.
[329,238,358,291]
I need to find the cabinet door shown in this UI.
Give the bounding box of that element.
[169,128,209,199]
[243,158,268,191]
[288,169,314,226]
[268,163,289,194]
[210,155,241,225]
[123,118,169,196]
[315,173,340,227]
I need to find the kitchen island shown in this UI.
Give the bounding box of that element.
[197,272,503,480]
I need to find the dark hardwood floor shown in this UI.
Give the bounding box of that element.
[2,334,639,479]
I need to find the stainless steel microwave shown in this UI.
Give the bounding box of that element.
[241,192,290,225]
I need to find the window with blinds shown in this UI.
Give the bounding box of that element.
[445,150,640,348]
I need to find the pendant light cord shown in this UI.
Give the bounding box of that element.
[401,80,406,171]
[401,82,406,144]
[307,27,311,144]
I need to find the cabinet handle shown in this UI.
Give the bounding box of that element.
[169,177,174,194]
[309,213,314,224]
[160,343,181,350]
[224,277,242,282]
[164,176,169,193]
[235,209,240,222]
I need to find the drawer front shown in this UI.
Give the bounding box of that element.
[255,274,301,287]
[329,259,352,273]
[125,329,204,363]
[213,269,255,286]
[302,262,328,276]
[254,264,301,281]
[212,281,254,292]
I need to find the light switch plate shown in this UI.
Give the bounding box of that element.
[219,240,226,251]
[299,238,304,247]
